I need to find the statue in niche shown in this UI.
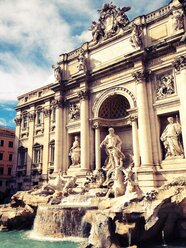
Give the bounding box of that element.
[69,136,81,167]
[171,7,184,31]
[157,75,175,99]
[77,49,86,72]
[54,66,62,83]
[130,23,142,48]
[100,128,125,185]
[68,103,80,121]
[160,116,184,158]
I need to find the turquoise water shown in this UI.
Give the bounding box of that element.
[0,231,185,248]
[0,231,81,248]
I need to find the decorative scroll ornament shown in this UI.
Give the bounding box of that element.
[89,2,131,44]
[156,74,175,99]
[68,103,80,121]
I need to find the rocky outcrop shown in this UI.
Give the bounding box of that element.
[82,177,186,247]
[0,204,35,230]
[11,191,52,208]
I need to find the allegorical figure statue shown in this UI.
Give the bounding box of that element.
[100,128,125,171]
[160,117,184,158]
[69,136,81,167]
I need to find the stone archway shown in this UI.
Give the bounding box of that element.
[92,87,138,170]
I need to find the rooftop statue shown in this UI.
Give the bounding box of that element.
[89,2,131,44]
[53,65,62,84]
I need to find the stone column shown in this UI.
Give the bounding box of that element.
[130,115,140,168]
[94,124,101,170]
[42,102,50,180]
[54,97,63,173]
[27,107,35,176]
[78,90,89,171]
[14,115,22,177]
[173,55,186,157]
[133,70,153,166]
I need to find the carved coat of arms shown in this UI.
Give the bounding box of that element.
[89,2,131,44]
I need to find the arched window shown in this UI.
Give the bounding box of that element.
[98,94,130,119]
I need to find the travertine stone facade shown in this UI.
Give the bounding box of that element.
[15,0,186,191]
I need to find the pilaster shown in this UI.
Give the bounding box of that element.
[132,70,153,166]
[173,55,186,157]
[130,115,140,168]
[53,95,64,173]
[78,89,90,171]
[27,106,35,176]
[42,101,51,180]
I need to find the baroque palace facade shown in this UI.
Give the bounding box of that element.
[15,0,186,191]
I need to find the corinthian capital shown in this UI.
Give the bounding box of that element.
[132,70,148,83]
[78,90,89,100]
[172,55,186,72]
[14,116,22,125]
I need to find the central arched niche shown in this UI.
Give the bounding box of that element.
[98,94,133,167]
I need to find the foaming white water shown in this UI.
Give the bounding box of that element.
[25,230,86,243]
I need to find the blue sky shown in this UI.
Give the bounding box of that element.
[0,0,170,129]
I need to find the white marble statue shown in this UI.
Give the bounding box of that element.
[172,8,184,31]
[69,136,81,167]
[100,127,125,170]
[160,117,183,158]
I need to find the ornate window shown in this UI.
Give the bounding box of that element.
[98,94,130,119]
[33,143,43,166]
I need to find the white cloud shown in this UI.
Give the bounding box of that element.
[0,118,7,127]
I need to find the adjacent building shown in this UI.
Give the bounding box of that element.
[15,0,186,191]
[0,127,16,197]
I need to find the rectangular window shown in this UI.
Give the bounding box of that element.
[49,142,55,164]
[0,153,3,160]
[0,167,4,175]
[9,154,13,161]
[0,181,2,186]
[37,111,42,126]
[8,141,13,148]
[0,140,4,147]
[18,147,27,167]
[5,181,9,187]
[34,148,41,164]
[8,167,12,176]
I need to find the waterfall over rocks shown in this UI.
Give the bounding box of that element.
[33,205,86,237]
